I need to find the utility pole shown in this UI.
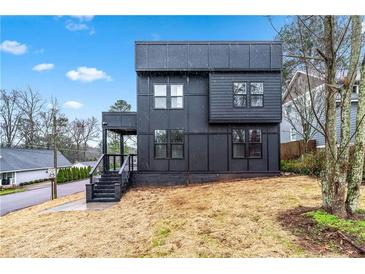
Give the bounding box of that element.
[52,109,58,199]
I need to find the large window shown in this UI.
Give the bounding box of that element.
[170,130,184,159]
[248,129,262,158]
[154,129,184,159]
[171,85,184,109]
[154,85,167,109]
[154,130,168,159]
[232,129,245,158]
[250,82,264,107]
[233,82,247,107]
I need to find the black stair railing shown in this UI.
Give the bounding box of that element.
[88,153,138,202]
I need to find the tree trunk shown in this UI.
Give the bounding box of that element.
[337,16,362,215]
[322,16,339,214]
[346,55,365,214]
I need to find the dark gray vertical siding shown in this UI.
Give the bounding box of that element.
[136,42,282,71]
[209,72,282,123]
[137,73,280,173]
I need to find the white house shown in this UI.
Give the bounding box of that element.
[0,148,72,186]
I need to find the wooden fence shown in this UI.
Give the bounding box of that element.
[281,140,317,160]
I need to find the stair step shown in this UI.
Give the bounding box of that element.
[90,197,117,202]
[93,188,115,194]
[94,192,115,198]
[94,184,115,189]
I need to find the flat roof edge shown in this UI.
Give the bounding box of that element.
[135,40,282,45]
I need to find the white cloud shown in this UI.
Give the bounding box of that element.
[0,40,27,55]
[66,66,112,83]
[63,101,83,109]
[65,20,89,31]
[71,16,94,22]
[64,16,95,34]
[32,63,54,72]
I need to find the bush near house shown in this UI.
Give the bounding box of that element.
[281,151,325,177]
[56,166,91,184]
[281,150,365,181]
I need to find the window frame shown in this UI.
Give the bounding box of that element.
[153,84,167,110]
[170,129,184,159]
[250,82,264,108]
[232,82,247,108]
[248,129,262,159]
[170,84,184,109]
[154,129,168,159]
[232,128,246,159]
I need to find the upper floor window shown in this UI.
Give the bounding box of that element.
[352,85,359,94]
[250,82,264,107]
[154,84,184,109]
[232,129,245,158]
[233,82,247,108]
[170,129,184,159]
[248,129,262,158]
[171,85,184,109]
[154,85,167,109]
[154,130,168,159]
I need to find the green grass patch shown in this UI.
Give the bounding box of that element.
[305,210,365,243]
[0,188,25,196]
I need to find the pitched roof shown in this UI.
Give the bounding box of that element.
[0,148,72,172]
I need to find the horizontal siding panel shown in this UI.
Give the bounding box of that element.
[209,72,282,123]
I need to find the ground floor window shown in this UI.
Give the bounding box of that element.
[154,129,184,159]
[232,128,262,158]
[154,130,168,159]
[248,129,262,158]
[232,129,245,158]
[170,129,184,159]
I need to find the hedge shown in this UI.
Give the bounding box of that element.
[57,166,92,184]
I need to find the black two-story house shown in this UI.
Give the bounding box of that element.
[87,41,282,202]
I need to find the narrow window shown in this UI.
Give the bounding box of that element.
[290,128,297,141]
[232,129,245,158]
[171,85,184,109]
[170,129,184,159]
[352,84,359,94]
[154,130,168,159]
[250,82,264,107]
[248,129,262,158]
[154,85,167,109]
[233,82,247,107]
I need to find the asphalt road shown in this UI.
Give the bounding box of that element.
[0,179,88,216]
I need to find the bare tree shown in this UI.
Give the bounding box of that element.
[275,15,365,217]
[283,80,325,151]
[67,117,100,161]
[337,16,362,213]
[81,117,100,160]
[0,89,22,147]
[16,87,44,148]
[346,55,365,213]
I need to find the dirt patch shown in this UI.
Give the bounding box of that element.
[278,206,365,257]
[1,175,364,258]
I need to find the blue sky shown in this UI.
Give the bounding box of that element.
[0,16,288,120]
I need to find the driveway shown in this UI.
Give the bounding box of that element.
[0,179,88,216]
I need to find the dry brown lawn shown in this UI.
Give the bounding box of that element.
[1,175,364,258]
